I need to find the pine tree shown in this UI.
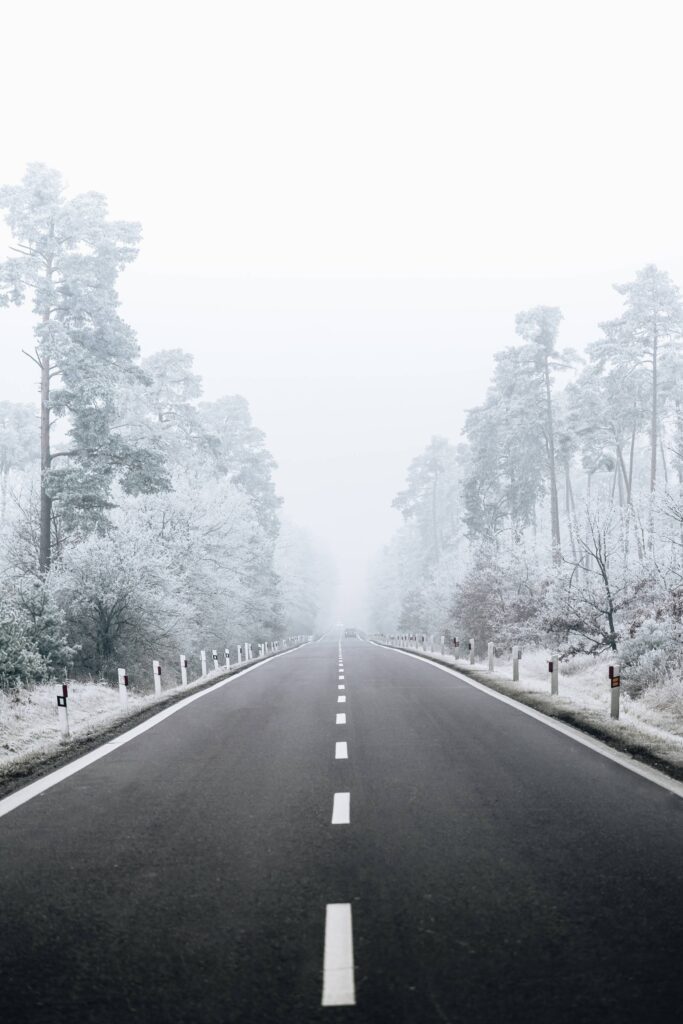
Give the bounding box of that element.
[0,164,166,570]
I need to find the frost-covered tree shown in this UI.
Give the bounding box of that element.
[463,346,546,544]
[515,305,576,561]
[392,436,460,560]
[595,265,683,493]
[200,395,282,537]
[121,348,215,472]
[0,164,166,570]
[50,520,187,677]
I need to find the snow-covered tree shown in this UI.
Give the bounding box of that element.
[0,164,166,570]
[595,265,683,493]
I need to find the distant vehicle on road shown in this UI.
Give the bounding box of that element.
[344,628,357,638]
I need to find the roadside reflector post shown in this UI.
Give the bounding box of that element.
[201,650,207,676]
[236,644,242,665]
[469,638,475,665]
[180,655,188,685]
[452,637,460,662]
[153,660,162,696]
[212,649,219,671]
[440,635,445,656]
[512,645,521,682]
[487,641,494,671]
[224,647,230,669]
[118,667,129,709]
[57,685,70,739]
[609,663,621,720]
[549,654,559,695]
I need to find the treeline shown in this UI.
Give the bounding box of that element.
[369,267,683,691]
[0,165,334,685]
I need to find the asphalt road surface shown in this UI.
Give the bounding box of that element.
[1,633,683,1023]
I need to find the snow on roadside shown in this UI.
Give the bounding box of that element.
[387,643,683,767]
[0,665,230,771]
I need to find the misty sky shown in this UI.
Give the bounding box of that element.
[2,0,683,621]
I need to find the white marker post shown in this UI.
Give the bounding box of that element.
[549,654,559,695]
[237,644,242,665]
[180,655,188,686]
[452,637,460,663]
[201,650,207,676]
[469,638,475,665]
[224,647,230,669]
[152,660,162,696]
[212,649,219,671]
[487,641,494,672]
[512,645,521,682]
[118,668,129,709]
[57,684,70,740]
[441,635,445,656]
[609,663,621,720]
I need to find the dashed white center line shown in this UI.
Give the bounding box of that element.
[338,684,345,690]
[336,712,346,724]
[322,904,356,1006]
[337,695,346,703]
[331,792,350,825]
[335,741,348,759]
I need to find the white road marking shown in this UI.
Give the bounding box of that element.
[338,675,345,680]
[337,695,346,703]
[322,904,356,1006]
[336,713,346,724]
[0,644,309,820]
[338,684,345,690]
[331,792,350,825]
[335,741,348,759]
[366,640,683,800]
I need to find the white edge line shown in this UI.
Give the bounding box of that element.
[366,640,683,799]
[331,791,350,824]
[0,643,310,820]
[322,903,355,1006]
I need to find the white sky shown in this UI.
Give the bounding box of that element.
[2,0,683,621]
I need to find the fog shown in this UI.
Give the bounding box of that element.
[2,0,683,624]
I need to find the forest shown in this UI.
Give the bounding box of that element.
[369,268,683,701]
[0,165,334,688]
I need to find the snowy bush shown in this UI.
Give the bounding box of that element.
[618,616,683,691]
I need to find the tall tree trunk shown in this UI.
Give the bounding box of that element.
[565,463,578,561]
[39,244,54,574]
[544,355,561,562]
[628,419,636,501]
[616,444,631,506]
[39,352,52,573]
[660,438,669,486]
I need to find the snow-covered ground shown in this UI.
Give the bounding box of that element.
[381,642,683,771]
[0,665,232,773]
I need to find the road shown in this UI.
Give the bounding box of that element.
[1,633,683,1023]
